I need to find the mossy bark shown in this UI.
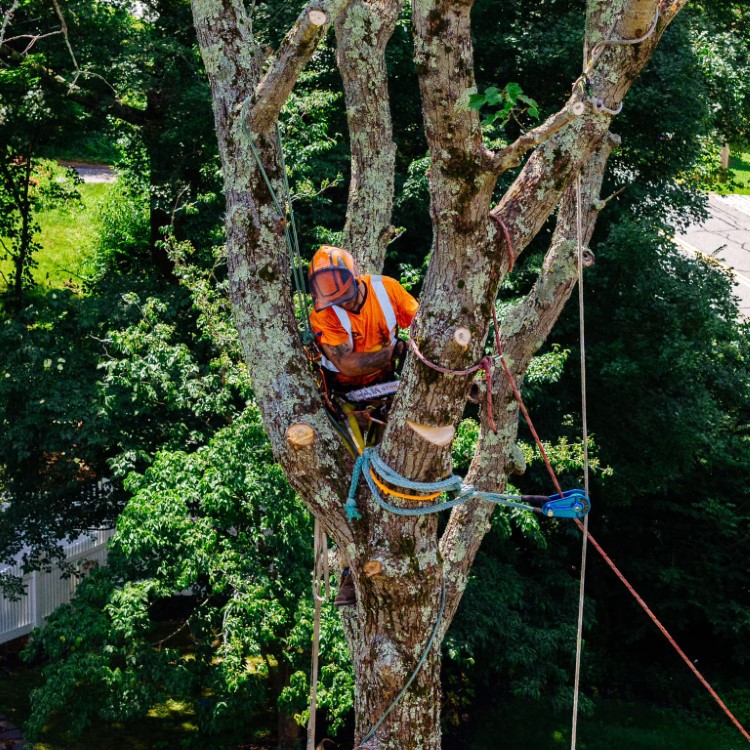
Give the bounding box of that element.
[191,0,686,746]
[335,0,402,272]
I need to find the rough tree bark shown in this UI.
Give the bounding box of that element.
[191,0,687,747]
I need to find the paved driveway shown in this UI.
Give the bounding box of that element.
[675,194,750,318]
[59,160,117,183]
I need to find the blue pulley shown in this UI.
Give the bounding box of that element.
[541,489,590,519]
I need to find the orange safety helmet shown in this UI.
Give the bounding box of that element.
[308,245,359,311]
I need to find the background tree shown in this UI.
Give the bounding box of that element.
[191,0,694,746]
[23,405,354,746]
[0,0,222,273]
[0,56,82,307]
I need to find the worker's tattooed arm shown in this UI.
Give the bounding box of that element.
[322,340,395,377]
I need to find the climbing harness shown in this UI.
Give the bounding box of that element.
[345,380,400,402]
[345,447,589,521]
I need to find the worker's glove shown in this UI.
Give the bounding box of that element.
[391,339,408,374]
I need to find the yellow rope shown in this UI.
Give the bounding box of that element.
[341,402,443,500]
[368,467,443,502]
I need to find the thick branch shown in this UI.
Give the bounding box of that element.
[334,0,402,272]
[379,0,685,508]
[490,106,576,174]
[246,0,353,134]
[582,0,661,113]
[438,133,619,626]
[487,0,676,268]
[412,0,488,220]
[193,0,358,553]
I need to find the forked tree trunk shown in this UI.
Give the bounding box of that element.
[191,0,688,747]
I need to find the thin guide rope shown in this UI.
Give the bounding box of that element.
[575,520,750,744]
[571,172,591,750]
[306,517,330,750]
[241,102,314,343]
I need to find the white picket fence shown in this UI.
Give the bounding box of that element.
[0,483,116,645]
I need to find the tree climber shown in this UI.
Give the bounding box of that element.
[309,245,418,392]
[309,245,418,607]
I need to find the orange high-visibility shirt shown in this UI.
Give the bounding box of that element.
[310,275,419,386]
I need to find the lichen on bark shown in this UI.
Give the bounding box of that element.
[191,0,688,745]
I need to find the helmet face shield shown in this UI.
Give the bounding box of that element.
[310,267,357,311]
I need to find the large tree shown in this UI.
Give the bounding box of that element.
[191,0,688,746]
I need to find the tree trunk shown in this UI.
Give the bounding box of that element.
[272,659,302,748]
[191,0,689,746]
[14,155,34,309]
[353,600,442,749]
[342,548,444,749]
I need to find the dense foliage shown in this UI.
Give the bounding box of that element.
[1,0,749,746]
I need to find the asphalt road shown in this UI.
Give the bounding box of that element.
[676,194,750,319]
[59,161,117,183]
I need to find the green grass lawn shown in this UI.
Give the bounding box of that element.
[716,150,750,195]
[1,181,113,293]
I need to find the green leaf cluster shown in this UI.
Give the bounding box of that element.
[24,405,352,741]
[468,82,540,129]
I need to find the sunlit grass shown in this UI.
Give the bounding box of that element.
[0,182,113,294]
[728,151,750,194]
[716,149,750,196]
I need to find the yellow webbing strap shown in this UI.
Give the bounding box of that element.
[368,466,443,502]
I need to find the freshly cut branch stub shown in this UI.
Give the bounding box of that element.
[308,9,327,25]
[453,327,472,348]
[406,420,455,447]
[286,422,316,449]
[363,560,383,578]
